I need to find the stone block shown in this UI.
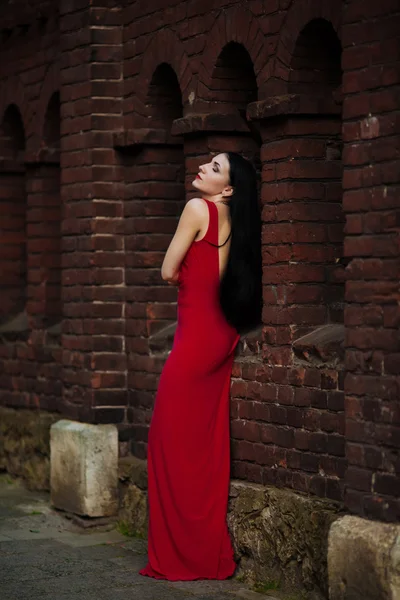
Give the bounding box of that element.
[328,515,400,600]
[50,420,118,517]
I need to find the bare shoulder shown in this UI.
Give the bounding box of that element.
[184,197,208,214]
[181,197,208,222]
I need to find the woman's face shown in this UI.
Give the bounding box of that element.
[192,153,232,197]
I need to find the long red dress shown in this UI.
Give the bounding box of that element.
[139,198,240,581]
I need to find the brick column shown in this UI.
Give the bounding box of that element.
[60,0,125,424]
[25,154,61,327]
[342,0,400,521]
[114,128,185,458]
[244,95,346,501]
[248,96,344,362]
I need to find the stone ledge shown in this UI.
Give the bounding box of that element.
[148,321,177,356]
[235,325,263,361]
[113,127,182,149]
[24,147,60,165]
[293,324,345,367]
[0,311,29,342]
[171,112,250,136]
[328,515,400,600]
[247,94,342,122]
[0,314,62,345]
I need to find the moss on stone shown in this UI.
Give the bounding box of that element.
[228,482,344,599]
[0,406,59,490]
[118,455,148,490]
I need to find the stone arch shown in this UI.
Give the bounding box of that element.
[0,76,34,151]
[144,63,183,128]
[35,62,60,150]
[135,28,194,117]
[0,102,27,321]
[123,34,187,360]
[201,42,258,114]
[288,19,341,96]
[259,0,341,96]
[0,104,25,160]
[198,5,269,105]
[42,92,60,149]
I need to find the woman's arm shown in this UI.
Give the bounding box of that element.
[161,198,207,283]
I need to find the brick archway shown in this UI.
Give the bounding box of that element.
[136,28,194,114]
[259,0,341,96]
[198,5,270,103]
[34,62,60,151]
[0,76,34,152]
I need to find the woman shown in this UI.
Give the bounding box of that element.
[140,152,262,581]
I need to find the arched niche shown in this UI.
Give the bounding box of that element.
[288,19,342,97]
[259,18,344,368]
[1,104,25,160]
[0,104,27,321]
[293,19,344,326]
[43,92,60,149]
[145,63,183,128]
[209,42,258,113]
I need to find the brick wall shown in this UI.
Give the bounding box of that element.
[0,2,62,412]
[59,0,125,423]
[0,0,398,521]
[342,0,400,521]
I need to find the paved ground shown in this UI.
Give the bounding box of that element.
[0,474,275,600]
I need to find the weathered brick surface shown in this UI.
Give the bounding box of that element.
[0,0,398,521]
[341,0,400,522]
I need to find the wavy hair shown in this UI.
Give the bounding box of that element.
[220,152,262,333]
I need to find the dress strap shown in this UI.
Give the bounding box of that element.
[206,230,232,248]
[202,198,219,246]
[202,198,231,247]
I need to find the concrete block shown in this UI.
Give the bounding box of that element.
[50,420,118,517]
[328,515,400,600]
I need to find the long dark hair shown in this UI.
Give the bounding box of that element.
[220,152,262,334]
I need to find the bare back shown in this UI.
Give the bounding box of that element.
[194,199,231,280]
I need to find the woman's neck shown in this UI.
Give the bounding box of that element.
[201,193,229,205]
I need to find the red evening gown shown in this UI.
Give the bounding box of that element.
[139,198,240,581]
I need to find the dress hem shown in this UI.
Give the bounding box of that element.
[139,562,236,582]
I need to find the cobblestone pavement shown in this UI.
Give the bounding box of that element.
[0,475,275,600]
